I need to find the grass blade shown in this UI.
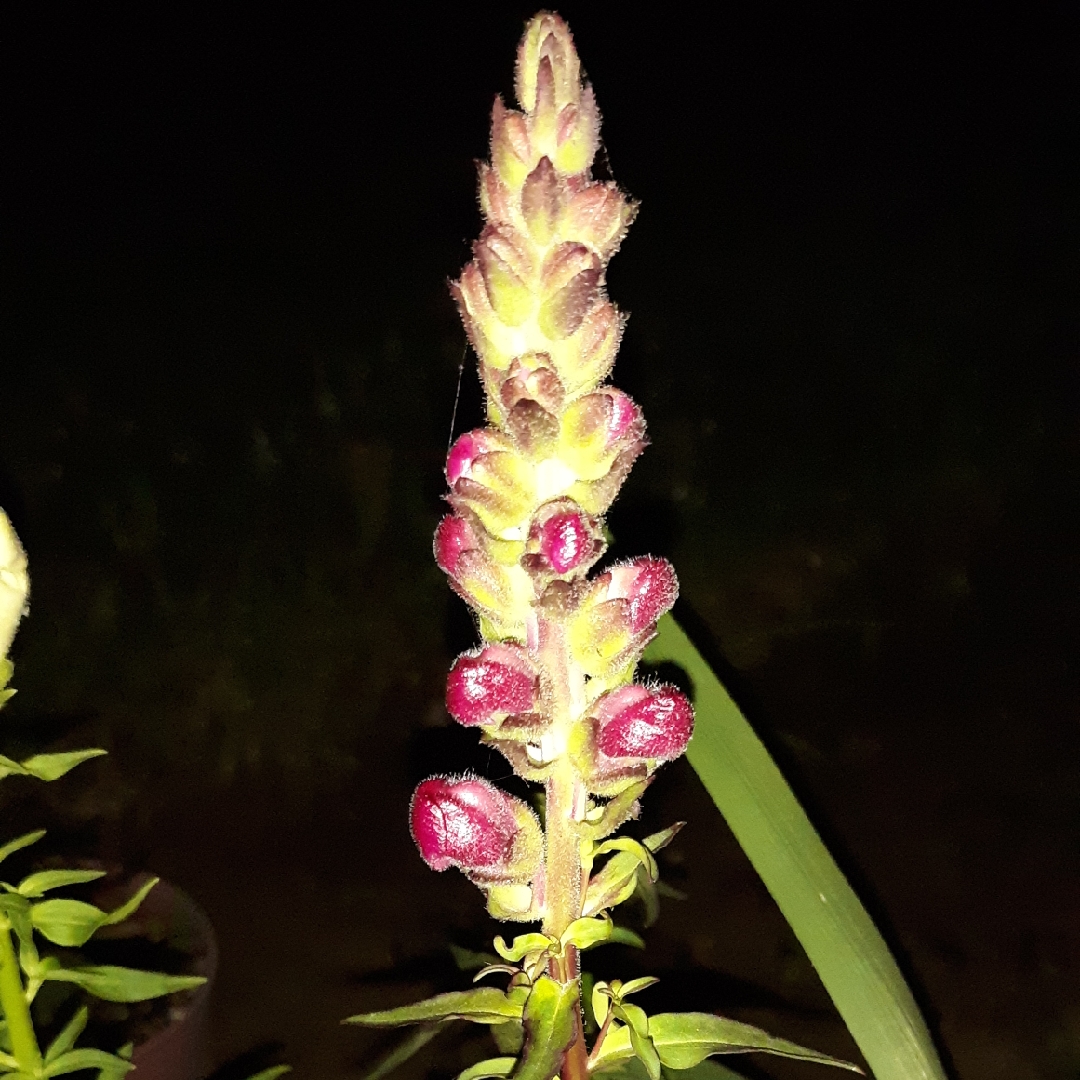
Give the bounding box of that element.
[644,614,947,1080]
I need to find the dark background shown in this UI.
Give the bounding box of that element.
[5,4,1079,1078]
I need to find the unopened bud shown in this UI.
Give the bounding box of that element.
[475,226,536,327]
[558,390,645,483]
[515,13,580,116]
[410,775,543,885]
[521,157,560,244]
[594,684,694,761]
[527,499,602,575]
[447,644,538,727]
[0,513,28,659]
[562,182,637,259]
[606,557,678,632]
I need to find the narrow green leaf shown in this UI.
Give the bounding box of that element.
[592,1013,860,1073]
[584,781,651,840]
[608,927,645,950]
[243,1068,292,1080]
[41,1048,133,1078]
[581,852,640,917]
[514,976,576,1080]
[592,982,610,1028]
[644,614,947,1080]
[493,933,552,964]
[44,1007,88,1064]
[31,899,107,948]
[0,1051,17,1071]
[43,964,205,1003]
[614,1003,649,1039]
[360,1026,440,1080]
[102,877,158,926]
[492,1019,525,1055]
[457,1058,517,1080]
[19,750,107,782]
[620,977,659,998]
[0,832,45,866]
[659,1060,747,1080]
[628,1027,661,1080]
[16,871,106,899]
[642,823,684,854]
[593,838,658,882]
[345,987,526,1027]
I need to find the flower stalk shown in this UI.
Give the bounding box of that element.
[349,14,863,1080]
[0,919,41,1074]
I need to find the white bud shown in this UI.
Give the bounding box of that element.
[0,511,29,658]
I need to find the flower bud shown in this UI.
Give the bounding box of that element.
[434,514,530,627]
[558,390,645,483]
[499,354,567,416]
[446,429,537,538]
[446,644,538,727]
[0,512,28,659]
[606,557,678,633]
[561,182,637,259]
[491,97,532,191]
[521,157,560,245]
[410,775,543,885]
[552,300,623,396]
[594,684,694,762]
[526,499,602,576]
[475,226,536,327]
[515,13,580,117]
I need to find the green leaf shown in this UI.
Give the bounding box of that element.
[41,1048,133,1078]
[592,1013,861,1073]
[594,838,658,882]
[493,933,552,964]
[584,780,652,840]
[608,927,645,950]
[16,871,106,899]
[458,1058,516,1080]
[43,964,205,1003]
[243,1068,292,1080]
[514,976,576,1080]
[642,823,684,854]
[0,831,45,866]
[101,877,158,927]
[44,1007,88,1064]
[19,750,107,782]
[450,944,501,971]
[492,1018,524,1055]
[0,1050,18,1071]
[360,1026,440,1080]
[645,614,946,1080]
[345,987,527,1027]
[581,852,640,917]
[660,1060,747,1080]
[31,899,108,947]
[560,917,611,951]
[620,977,659,998]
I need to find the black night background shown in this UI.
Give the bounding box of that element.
[5,4,1079,1078]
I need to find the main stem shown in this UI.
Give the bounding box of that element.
[0,921,40,1074]
[538,619,589,1080]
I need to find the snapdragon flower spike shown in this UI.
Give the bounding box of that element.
[447,644,539,727]
[410,775,542,886]
[595,684,694,762]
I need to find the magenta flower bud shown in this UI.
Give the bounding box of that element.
[447,644,538,726]
[434,514,477,576]
[534,508,591,573]
[606,557,678,632]
[410,776,543,885]
[605,389,641,448]
[595,684,694,762]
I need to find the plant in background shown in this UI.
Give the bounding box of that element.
[347,14,896,1079]
[0,515,205,1080]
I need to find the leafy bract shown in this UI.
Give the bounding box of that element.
[457,1058,516,1080]
[7,751,107,783]
[590,1013,861,1073]
[345,987,527,1028]
[44,1007,88,1064]
[13,871,106,899]
[41,1048,133,1078]
[0,831,46,866]
[644,615,947,1080]
[514,976,576,1080]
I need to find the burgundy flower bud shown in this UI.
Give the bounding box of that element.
[538,243,601,341]
[410,775,543,885]
[521,157,561,244]
[595,684,694,762]
[499,354,567,416]
[606,557,678,633]
[434,513,477,577]
[446,644,538,726]
[527,500,602,575]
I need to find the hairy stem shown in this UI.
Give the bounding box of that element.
[539,618,589,1080]
[0,921,40,1073]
